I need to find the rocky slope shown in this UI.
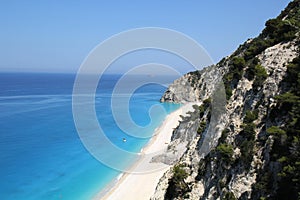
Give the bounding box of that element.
[152,1,300,199]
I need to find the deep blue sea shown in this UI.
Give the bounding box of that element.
[0,73,180,200]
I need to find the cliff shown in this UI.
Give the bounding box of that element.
[152,1,300,199]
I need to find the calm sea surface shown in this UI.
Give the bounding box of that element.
[0,73,180,200]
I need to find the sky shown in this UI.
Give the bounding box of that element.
[0,0,291,73]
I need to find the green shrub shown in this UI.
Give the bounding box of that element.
[275,92,300,108]
[278,156,288,163]
[263,18,298,43]
[266,126,286,135]
[165,164,190,199]
[253,65,268,90]
[245,58,260,80]
[244,110,259,123]
[279,165,296,177]
[203,97,212,108]
[241,123,256,140]
[216,143,234,163]
[267,126,288,146]
[223,57,246,101]
[255,64,268,78]
[198,105,205,117]
[197,121,207,134]
[244,38,270,60]
[219,128,230,143]
[198,98,212,118]
[254,171,272,196]
[225,87,233,100]
[245,66,255,81]
[222,191,237,200]
[232,57,246,70]
[173,165,188,180]
[232,68,244,85]
[195,160,206,180]
[192,104,199,110]
[286,56,300,93]
[240,140,255,167]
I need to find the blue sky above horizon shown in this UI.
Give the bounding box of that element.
[0,0,291,73]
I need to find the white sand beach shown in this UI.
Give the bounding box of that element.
[99,103,195,200]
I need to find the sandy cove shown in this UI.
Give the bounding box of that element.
[98,103,195,200]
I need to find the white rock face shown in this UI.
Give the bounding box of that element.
[230,172,257,197]
[260,41,298,99]
[161,65,225,103]
[160,73,200,103]
[151,170,173,200]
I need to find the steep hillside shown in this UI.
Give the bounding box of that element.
[153,1,300,199]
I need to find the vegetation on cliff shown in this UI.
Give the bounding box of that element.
[262,54,300,199]
[220,1,300,198]
[224,0,299,100]
[165,164,190,200]
[162,1,300,199]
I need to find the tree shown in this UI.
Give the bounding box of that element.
[244,110,259,123]
[165,165,190,199]
[266,126,286,136]
[216,143,234,163]
[253,65,268,90]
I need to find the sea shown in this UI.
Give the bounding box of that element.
[0,73,180,200]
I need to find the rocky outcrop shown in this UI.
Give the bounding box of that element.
[151,1,300,199]
[160,66,226,104]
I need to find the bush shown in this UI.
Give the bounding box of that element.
[240,140,255,167]
[223,57,246,101]
[275,92,300,109]
[222,191,237,200]
[216,143,234,163]
[266,126,286,136]
[225,87,233,100]
[244,110,259,123]
[245,58,260,80]
[219,128,230,143]
[198,104,205,117]
[241,123,256,140]
[203,97,212,108]
[198,98,212,118]
[173,165,188,180]
[254,171,272,196]
[245,65,255,81]
[255,64,268,78]
[263,18,297,43]
[196,160,206,180]
[232,57,246,70]
[165,164,190,199]
[286,57,300,89]
[253,65,268,90]
[197,121,207,134]
[267,126,287,146]
[244,38,270,60]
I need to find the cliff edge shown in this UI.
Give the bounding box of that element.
[153,1,300,199]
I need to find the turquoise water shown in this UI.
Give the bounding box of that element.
[0,73,180,200]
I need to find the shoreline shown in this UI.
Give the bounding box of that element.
[96,103,195,200]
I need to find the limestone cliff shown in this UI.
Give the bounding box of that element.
[152,1,300,199]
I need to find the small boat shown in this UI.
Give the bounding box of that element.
[122,138,127,142]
